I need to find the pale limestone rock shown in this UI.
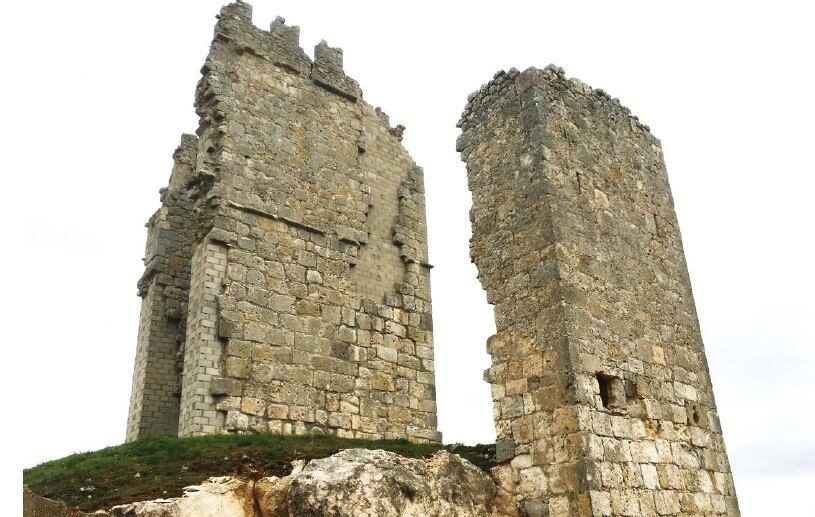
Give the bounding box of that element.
[255,457,306,517]
[287,449,517,517]
[108,477,255,517]
[254,476,291,517]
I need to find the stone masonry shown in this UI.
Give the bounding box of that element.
[458,67,739,516]
[127,1,438,444]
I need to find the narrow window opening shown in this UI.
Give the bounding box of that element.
[597,374,611,408]
[596,373,625,410]
[576,172,583,194]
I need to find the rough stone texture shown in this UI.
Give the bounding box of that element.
[287,449,517,516]
[108,477,257,517]
[25,451,517,516]
[254,473,295,517]
[127,135,198,440]
[126,1,438,443]
[458,66,739,516]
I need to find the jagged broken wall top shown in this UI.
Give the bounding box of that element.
[127,1,438,444]
[458,66,738,516]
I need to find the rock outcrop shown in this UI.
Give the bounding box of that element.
[108,476,257,517]
[288,449,516,516]
[24,450,518,517]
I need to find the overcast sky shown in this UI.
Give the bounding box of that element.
[4,1,813,515]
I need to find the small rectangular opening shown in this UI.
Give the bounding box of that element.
[597,374,611,407]
[596,373,625,410]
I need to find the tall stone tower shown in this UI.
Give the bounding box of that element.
[126,1,438,444]
[458,66,738,516]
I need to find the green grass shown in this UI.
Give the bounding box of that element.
[23,433,495,511]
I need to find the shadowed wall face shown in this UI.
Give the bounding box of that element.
[459,66,738,516]
[126,136,198,442]
[127,1,438,444]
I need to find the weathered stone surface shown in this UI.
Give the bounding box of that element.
[127,1,438,444]
[288,449,517,516]
[254,474,295,517]
[126,134,198,441]
[108,477,256,517]
[459,65,740,515]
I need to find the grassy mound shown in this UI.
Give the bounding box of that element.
[23,433,495,511]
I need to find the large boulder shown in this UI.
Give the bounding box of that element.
[288,449,517,516]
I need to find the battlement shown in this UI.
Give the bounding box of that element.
[213,2,361,100]
[311,40,362,100]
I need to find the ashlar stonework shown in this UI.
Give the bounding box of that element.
[458,66,739,516]
[127,1,438,444]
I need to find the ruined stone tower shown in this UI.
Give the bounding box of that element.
[458,67,739,516]
[126,2,438,444]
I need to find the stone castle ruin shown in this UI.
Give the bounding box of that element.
[127,1,438,444]
[127,2,739,515]
[458,67,738,515]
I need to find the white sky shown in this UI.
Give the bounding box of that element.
[3,1,813,515]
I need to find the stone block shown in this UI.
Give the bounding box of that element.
[269,294,296,313]
[338,325,357,343]
[210,377,242,396]
[225,357,250,379]
[225,410,249,431]
[376,346,398,363]
[241,397,266,416]
[267,403,289,419]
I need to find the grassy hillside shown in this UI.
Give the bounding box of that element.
[23,433,495,511]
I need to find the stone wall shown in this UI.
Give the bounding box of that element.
[127,1,438,443]
[458,66,738,516]
[126,135,198,441]
[177,240,229,436]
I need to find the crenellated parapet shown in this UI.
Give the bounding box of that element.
[211,2,360,100]
[213,4,311,76]
[311,40,362,101]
